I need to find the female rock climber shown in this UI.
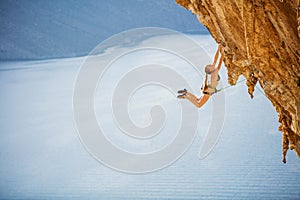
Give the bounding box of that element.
[177,44,224,108]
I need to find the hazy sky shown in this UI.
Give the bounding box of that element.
[0,0,208,60]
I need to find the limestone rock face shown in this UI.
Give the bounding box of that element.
[176,0,300,162]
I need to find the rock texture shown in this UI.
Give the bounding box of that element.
[176,0,300,162]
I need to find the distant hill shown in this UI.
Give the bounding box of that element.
[0,0,208,60]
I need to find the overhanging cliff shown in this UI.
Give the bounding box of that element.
[176,0,300,162]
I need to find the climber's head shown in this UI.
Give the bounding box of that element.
[205,64,214,74]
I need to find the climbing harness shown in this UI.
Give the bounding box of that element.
[208,84,219,94]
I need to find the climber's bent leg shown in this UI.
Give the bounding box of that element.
[177,90,210,109]
[184,92,202,108]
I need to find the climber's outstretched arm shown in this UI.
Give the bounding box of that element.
[212,45,221,66]
[216,47,224,72]
[184,92,210,108]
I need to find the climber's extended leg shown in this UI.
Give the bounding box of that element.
[184,92,200,107]
[178,92,210,108]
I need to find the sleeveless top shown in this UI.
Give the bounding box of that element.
[204,74,220,95]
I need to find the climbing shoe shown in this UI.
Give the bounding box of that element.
[177,88,187,94]
[177,94,186,99]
